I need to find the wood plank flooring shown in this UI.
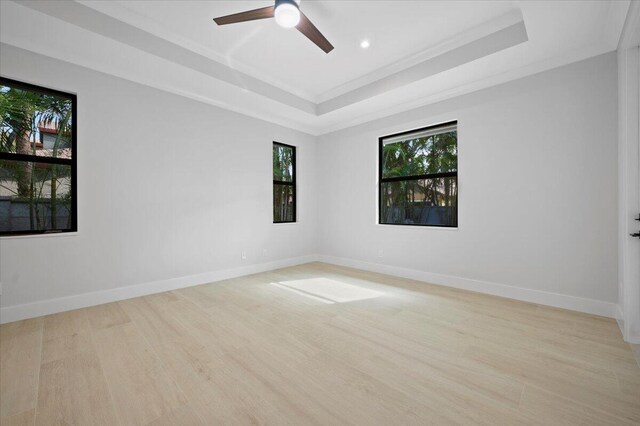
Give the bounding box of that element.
[1,262,639,425]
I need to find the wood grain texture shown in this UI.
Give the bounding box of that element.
[0,318,43,419]
[85,301,131,331]
[36,351,118,426]
[92,321,188,426]
[213,6,274,26]
[1,262,639,425]
[36,307,119,425]
[1,409,35,426]
[296,11,334,53]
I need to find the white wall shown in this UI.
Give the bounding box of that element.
[0,46,622,322]
[0,44,317,321]
[317,53,619,308]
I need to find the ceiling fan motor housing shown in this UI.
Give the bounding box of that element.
[275,0,300,9]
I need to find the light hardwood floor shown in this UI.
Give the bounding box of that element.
[1,262,639,425]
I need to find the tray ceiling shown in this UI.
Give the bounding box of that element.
[0,1,630,135]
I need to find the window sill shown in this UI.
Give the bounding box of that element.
[273,222,298,226]
[376,224,458,231]
[1,231,79,240]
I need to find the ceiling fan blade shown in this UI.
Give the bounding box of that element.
[296,11,334,53]
[213,6,274,25]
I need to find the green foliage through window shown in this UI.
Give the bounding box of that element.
[0,78,76,235]
[379,123,457,227]
[273,142,295,223]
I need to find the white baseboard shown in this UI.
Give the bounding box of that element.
[616,305,626,338]
[0,255,317,324]
[316,255,619,319]
[1,253,620,324]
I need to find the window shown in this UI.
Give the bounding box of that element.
[273,142,296,223]
[379,121,457,227]
[0,77,77,236]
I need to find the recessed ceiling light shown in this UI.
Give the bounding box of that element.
[360,39,370,49]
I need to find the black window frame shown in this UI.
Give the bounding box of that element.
[378,121,458,228]
[0,77,78,237]
[273,141,296,223]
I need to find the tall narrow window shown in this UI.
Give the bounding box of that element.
[273,142,296,223]
[379,121,457,227]
[0,77,77,236]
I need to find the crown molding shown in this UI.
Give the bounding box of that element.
[315,9,524,103]
[13,0,317,114]
[8,0,528,118]
[316,20,527,115]
[0,0,629,136]
[313,43,613,136]
[618,0,640,50]
[76,0,319,103]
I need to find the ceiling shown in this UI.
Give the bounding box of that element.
[0,1,631,135]
[101,1,518,100]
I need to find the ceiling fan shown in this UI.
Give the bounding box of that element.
[213,0,334,53]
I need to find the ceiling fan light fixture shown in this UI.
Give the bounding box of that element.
[212,0,333,53]
[274,0,300,28]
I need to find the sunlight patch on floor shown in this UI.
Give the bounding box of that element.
[271,278,384,303]
[270,282,336,304]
